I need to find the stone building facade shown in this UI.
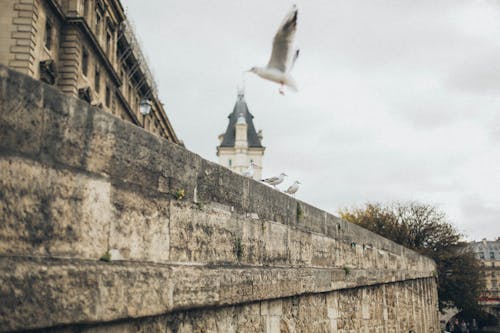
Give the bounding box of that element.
[217,89,265,180]
[470,238,500,314]
[0,0,180,143]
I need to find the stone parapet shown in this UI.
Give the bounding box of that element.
[0,65,439,332]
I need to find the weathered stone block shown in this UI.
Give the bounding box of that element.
[108,188,170,262]
[0,157,111,258]
[0,66,43,155]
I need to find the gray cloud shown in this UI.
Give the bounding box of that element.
[122,0,500,240]
[460,195,500,239]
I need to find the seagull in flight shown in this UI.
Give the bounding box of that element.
[247,5,299,95]
[262,173,287,188]
[242,161,258,178]
[284,181,301,196]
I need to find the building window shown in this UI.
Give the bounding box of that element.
[106,29,112,54]
[45,19,53,50]
[229,159,232,167]
[105,85,111,107]
[94,66,100,92]
[83,0,90,18]
[479,252,485,259]
[490,252,495,259]
[95,11,101,38]
[81,48,89,76]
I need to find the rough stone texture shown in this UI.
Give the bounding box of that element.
[2,277,438,333]
[0,65,440,332]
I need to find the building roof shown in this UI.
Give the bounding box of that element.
[470,238,500,260]
[219,92,263,148]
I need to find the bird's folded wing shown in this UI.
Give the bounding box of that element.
[267,5,298,73]
[263,176,279,182]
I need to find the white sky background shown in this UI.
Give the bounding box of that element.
[122,0,500,241]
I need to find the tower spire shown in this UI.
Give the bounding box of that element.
[237,80,245,99]
[216,89,265,180]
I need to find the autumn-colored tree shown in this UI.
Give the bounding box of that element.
[339,202,483,315]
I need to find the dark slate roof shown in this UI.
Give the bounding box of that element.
[219,93,263,148]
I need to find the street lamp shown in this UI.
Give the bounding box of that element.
[139,98,152,128]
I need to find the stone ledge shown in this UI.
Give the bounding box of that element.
[0,256,434,332]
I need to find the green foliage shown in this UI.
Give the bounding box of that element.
[343,266,351,276]
[233,237,245,260]
[339,202,484,314]
[174,188,185,200]
[100,251,111,262]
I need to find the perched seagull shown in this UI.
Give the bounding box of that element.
[242,161,258,178]
[247,5,299,95]
[284,181,301,196]
[261,173,287,188]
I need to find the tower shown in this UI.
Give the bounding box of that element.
[217,89,265,180]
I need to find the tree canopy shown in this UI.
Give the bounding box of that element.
[339,202,483,315]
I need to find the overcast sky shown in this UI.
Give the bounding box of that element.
[122,0,499,241]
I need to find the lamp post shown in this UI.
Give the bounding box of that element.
[139,98,152,128]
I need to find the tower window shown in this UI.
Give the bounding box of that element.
[81,48,89,76]
[491,252,495,259]
[45,19,53,50]
[105,84,111,107]
[94,65,100,92]
[229,159,232,167]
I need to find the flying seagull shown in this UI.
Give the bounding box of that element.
[247,5,299,95]
[262,173,287,187]
[242,161,258,178]
[284,181,301,196]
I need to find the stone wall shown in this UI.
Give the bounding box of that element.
[0,65,440,332]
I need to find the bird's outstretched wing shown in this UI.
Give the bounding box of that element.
[267,5,298,73]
